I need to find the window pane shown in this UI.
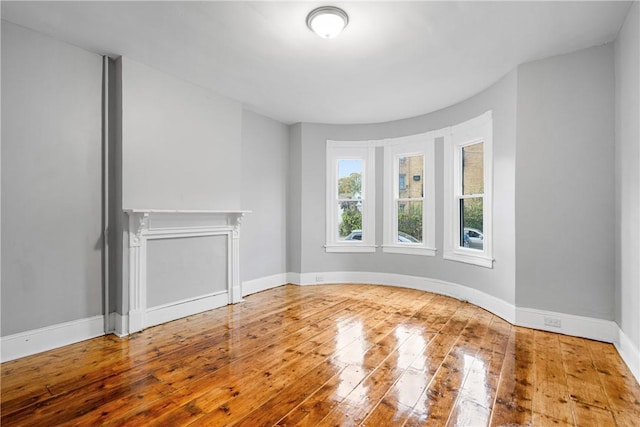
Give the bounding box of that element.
[398,200,422,243]
[338,201,362,240]
[338,159,362,199]
[399,174,406,190]
[459,197,483,250]
[398,155,423,199]
[462,143,483,195]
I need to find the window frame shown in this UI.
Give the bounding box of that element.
[325,140,376,253]
[443,111,493,268]
[382,133,436,256]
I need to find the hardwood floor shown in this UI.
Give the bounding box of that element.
[2,284,639,426]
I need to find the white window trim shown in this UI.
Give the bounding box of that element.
[443,111,494,268]
[382,133,436,256]
[325,140,376,253]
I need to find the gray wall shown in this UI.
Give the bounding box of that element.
[292,70,518,304]
[516,44,615,319]
[240,110,289,282]
[121,57,242,211]
[615,2,640,348]
[1,22,103,335]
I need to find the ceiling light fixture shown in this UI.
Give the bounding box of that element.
[306,6,349,39]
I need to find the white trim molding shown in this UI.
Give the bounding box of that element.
[123,209,249,334]
[515,307,618,343]
[1,315,105,362]
[615,327,640,384]
[109,312,129,338]
[242,273,290,296]
[146,292,229,328]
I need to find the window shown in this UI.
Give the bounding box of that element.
[325,141,376,252]
[444,111,493,267]
[383,134,436,256]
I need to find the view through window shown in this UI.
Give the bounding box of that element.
[460,142,484,250]
[397,155,424,244]
[337,159,363,241]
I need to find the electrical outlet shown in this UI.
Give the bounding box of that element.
[544,317,562,328]
[316,275,324,283]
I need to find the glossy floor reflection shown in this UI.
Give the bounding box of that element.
[2,284,639,426]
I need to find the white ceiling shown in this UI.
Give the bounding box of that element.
[1,1,632,124]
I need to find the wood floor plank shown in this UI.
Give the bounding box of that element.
[489,327,534,427]
[2,374,171,426]
[403,304,486,425]
[362,303,482,426]
[588,340,640,426]
[415,307,493,426]
[559,335,610,411]
[275,364,370,426]
[193,294,429,426]
[0,288,324,415]
[572,402,617,427]
[2,284,639,427]
[177,300,401,424]
[232,361,347,427]
[275,293,438,426]
[531,331,575,424]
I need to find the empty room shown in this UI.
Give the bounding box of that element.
[1,1,639,425]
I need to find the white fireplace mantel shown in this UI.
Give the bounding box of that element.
[123,209,250,334]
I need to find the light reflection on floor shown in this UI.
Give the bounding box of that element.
[326,312,492,424]
[334,319,368,405]
[391,326,431,419]
[448,353,491,425]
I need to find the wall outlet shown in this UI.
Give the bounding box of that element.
[316,275,324,283]
[544,317,562,328]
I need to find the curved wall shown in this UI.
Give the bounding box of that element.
[293,69,518,306]
[285,42,621,354]
[291,41,617,330]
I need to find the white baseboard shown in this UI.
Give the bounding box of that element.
[287,272,301,285]
[1,315,105,362]
[515,307,617,343]
[146,292,229,328]
[108,312,129,337]
[615,327,640,384]
[242,273,289,297]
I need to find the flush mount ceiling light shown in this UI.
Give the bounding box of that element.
[306,6,349,39]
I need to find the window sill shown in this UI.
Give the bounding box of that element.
[325,244,377,253]
[382,245,436,256]
[443,250,493,268]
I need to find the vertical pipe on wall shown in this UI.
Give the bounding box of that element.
[102,56,110,333]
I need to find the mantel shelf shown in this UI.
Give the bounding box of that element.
[123,209,251,214]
